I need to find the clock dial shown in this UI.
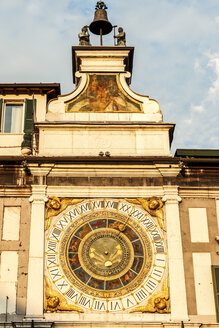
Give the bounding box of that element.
[45,199,168,313]
[78,228,134,280]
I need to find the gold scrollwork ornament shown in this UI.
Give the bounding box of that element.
[45,197,84,230]
[126,197,166,231]
[44,276,84,313]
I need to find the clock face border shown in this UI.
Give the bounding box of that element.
[45,198,168,313]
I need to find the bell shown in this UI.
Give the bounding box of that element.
[89,8,113,36]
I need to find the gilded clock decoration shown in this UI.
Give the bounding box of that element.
[45,198,168,313]
[78,228,134,280]
[60,210,151,298]
[130,278,169,313]
[44,276,84,313]
[126,197,166,231]
[45,197,84,230]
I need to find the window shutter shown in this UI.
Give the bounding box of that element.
[0,99,3,132]
[212,266,219,322]
[21,99,36,150]
[24,99,36,134]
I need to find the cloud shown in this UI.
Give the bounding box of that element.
[0,0,219,151]
[191,105,204,112]
[207,54,219,101]
[172,50,219,150]
[27,1,41,15]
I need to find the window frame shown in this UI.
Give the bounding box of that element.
[212,265,219,322]
[1,100,25,134]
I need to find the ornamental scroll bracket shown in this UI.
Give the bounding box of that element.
[126,197,166,232]
[45,197,84,231]
[44,275,84,313]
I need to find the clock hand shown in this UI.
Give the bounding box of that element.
[89,248,105,262]
[109,245,120,260]
[110,245,122,261]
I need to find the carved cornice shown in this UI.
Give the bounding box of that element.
[26,163,180,178]
[179,187,219,199]
[0,187,31,197]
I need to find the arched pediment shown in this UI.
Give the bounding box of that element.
[47,72,162,122]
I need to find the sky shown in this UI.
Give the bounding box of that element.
[0,0,219,152]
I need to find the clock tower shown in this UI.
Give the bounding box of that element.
[37,1,178,323]
[7,1,219,327]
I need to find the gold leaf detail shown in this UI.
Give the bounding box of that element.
[45,197,84,231]
[126,197,166,232]
[44,276,84,313]
[130,278,169,314]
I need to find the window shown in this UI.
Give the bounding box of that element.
[212,265,219,322]
[0,99,35,136]
[3,103,24,133]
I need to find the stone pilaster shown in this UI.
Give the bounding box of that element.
[26,185,47,317]
[216,199,219,232]
[163,186,188,321]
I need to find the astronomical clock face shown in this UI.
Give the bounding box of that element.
[45,198,169,313]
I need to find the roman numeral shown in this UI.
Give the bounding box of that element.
[57,280,69,291]
[51,227,62,241]
[119,203,132,213]
[152,268,163,279]
[78,202,91,213]
[149,228,161,241]
[145,279,157,291]
[155,240,165,253]
[105,200,119,209]
[78,296,91,307]
[47,254,57,266]
[56,216,69,230]
[135,289,148,302]
[109,301,122,311]
[49,267,62,280]
[126,297,135,308]
[47,240,57,253]
[131,208,145,220]
[141,217,155,229]
[65,208,80,220]
[91,200,104,210]
[65,288,79,302]
[93,300,106,311]
[155,255,166,266]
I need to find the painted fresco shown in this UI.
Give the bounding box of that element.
[65,73,143,112]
